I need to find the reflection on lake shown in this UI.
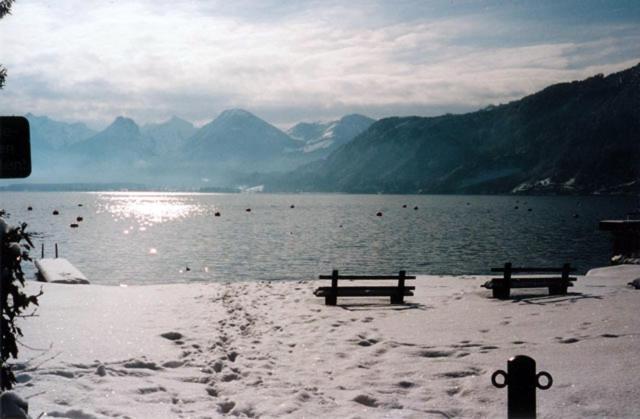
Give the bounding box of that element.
[97,192,205,225]
[0,192,636,285]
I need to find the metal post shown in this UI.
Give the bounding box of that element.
[55,243,58,258]
[492,355,553,418]
[41,242,44,258]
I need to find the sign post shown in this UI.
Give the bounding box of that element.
[0,116,31,179]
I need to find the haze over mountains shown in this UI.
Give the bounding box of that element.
[10,63,640,195]
[141,116,197,154]
[20,110,376,188]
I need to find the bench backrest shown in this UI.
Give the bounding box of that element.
[319,270,416,287]
[491,263,575,280]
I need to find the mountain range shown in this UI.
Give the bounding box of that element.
[141,116,197,154]
[287,114,375,157]
[21,110,375,187]
[11,63,640,195]
[268,63,640,195]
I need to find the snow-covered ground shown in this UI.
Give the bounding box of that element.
[11,265,640,418]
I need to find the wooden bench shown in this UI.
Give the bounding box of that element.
[482,263,577,299]
[314,270,416,305]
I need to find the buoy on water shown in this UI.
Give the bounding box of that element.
[70,223,79,228]
[376,212,383,217]
[214,211,221,217]
[185,266,191,272]
[76,216,83,222]
[514,206,519,210]
[27,206,33,211]
[53,210,59,215]
[78,204,83,207]
[414,206,419,210]
[246,208,252,212]
[402,204,407,208]
[290,205,295,209]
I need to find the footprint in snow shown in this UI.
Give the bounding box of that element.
[353,394,378,407]
[160,331,184,341]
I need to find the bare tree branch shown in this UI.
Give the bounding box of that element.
[0,0,14,20]
[0,65,6,89]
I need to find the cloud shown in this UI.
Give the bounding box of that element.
[0,1,638,128]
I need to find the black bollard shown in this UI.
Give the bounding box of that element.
[491,355,552,419]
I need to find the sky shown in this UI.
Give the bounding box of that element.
[0,0,639,129]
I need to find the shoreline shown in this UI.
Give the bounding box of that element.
[2,188,639,198]
[27,262,635,287]
[13,265,640,418]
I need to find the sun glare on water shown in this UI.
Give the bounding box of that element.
[97,193,203,226]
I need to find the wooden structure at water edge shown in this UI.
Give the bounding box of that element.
[34,243,89,284]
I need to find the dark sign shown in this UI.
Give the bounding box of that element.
[0,116,31,178]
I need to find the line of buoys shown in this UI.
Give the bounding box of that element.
[53,210,59,215]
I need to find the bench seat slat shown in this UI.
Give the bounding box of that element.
[318,275,416,280]
[491,276,577,282]
[483,279,574,289]
[314,286,415,297]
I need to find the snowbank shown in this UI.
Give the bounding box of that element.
[13,266,640,418]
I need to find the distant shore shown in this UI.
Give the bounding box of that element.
[13,265,640,418]
[1,182,640,196]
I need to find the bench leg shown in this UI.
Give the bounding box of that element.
[549,284,568,295]
[325,295,337,306]
[390,294,404,304]
[493,287,510,299]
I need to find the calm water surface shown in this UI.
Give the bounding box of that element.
[0,192,636,285]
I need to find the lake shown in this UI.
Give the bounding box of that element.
[0,192,636,285]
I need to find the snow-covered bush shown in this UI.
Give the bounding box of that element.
[0,213,41,390]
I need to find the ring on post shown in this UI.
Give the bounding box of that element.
[491,370,508,388]
[536,371,553,390]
